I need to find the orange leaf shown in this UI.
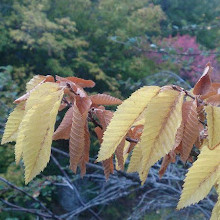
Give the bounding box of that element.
[193,63,213,97]
[206,94,220,106]
[69,101,85,173]
[115,138,126,170]
[90,94,122,106]
[102,156,114,180]
[53,107,73,140]
[159,151,176,178]
[79,122,90,177]
[180,100,200,162]
[94,107,113,130]
[65,76,95,88]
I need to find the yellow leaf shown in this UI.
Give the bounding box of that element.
[127,144,143,173]
[25,82,61,112]
[211,181,220,220]
[205,105,220,149]
[1,102,25,144]
[139,90,184,183]
[15,87,63,184]
[177,144,220,209]
[26,75,46,92]
[97,86,160,162]
[14,82,61,164]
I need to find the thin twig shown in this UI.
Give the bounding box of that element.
[172,85,206,105]
[51,154,102,220]
[0,176,54,217]
[1,199,52,219]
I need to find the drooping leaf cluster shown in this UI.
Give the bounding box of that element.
[1,63,220,219]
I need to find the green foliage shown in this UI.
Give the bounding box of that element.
[0,0,168,95]
[156,0,220,49]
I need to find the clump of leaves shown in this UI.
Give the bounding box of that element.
[1,63,220,219]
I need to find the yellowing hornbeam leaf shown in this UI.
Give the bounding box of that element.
[210,181,220,220]
[177,144,220,210]
[1,102,25,145]
[205,105,220,150]
[25,82,61,112]
[97,86,160,162]
[26,75,47,92]
[127,144,143,173]
[15,88,63,184]
[139,90,184,182]
[14,82,62,164]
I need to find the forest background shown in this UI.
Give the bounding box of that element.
[0,0,220,219]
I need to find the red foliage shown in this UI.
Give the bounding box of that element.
[147,35,218,84]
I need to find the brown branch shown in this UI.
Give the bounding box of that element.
[171,85,206,105]
[62,97,72,107]
[66,82,78,95]
[126,137,138,143]
[88,111,103,129]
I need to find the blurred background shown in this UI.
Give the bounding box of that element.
[0,0,219,219]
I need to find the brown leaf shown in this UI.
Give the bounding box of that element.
[53,107,73,140]
[90,94,122,106]
[69,101,85,173]
[196,99,206,122]
[56,76,88,98]
[115,138,126,170]
[127,125,144,153]
[180,100,200,162]
[102,156,114,180]
[159,151,176,178]
[94,107,114,130]
[206,94,220,106]
[193,63,213,97]
[94,126,104,144]
[65,76,95,88]
[173,121,184,150]
[79,122,90,177]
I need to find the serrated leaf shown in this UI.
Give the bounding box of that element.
[210,182,220,220]
[158,151,176,178]
[97,86,160,162]
[26,75,47,92]
[95,126,114,179]
[69,100,85,173]
[103,156,114,180]
[79,121,90,177]
[206,94,220,106]
[14,83,62,164]
[24,82,61,111]
[16,88,63,184]
[90,94,122,106]
[94,106,113,130]
[180,100,200,162]
[127,144,143,173]
[115,138,126,170]
[65,76,95,88]
[193,63,212,97]
[205,105,220,149]
[53,107,73,140]
[1,102,25,145]
[139,90,184,183]
[14,76,55,104]
[177,144,220,209]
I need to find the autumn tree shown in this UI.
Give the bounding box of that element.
[1,63,220,219]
